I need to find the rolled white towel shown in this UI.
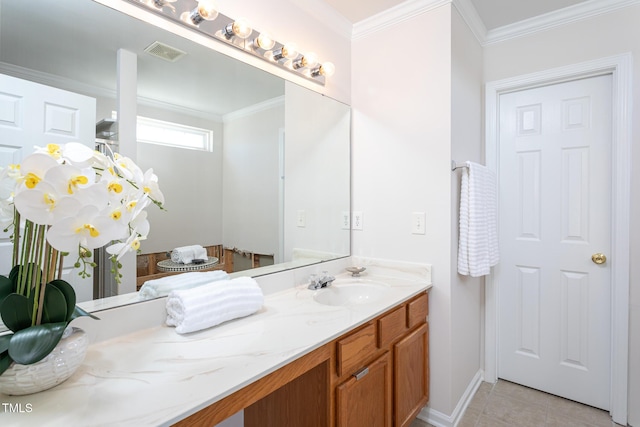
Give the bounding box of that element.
[138,270,230,300]
[171,245,208,264]
[166,277,264,334]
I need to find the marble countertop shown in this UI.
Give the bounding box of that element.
[2,268,431,426]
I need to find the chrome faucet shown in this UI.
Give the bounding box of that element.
[308,271,335,290]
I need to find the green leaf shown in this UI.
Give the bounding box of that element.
[0,293,33,332]
[8,322,67,365]
[9,263,42,292]
[40,285,68,324]
[8,265,21,286]
[0,333,11,353]
[0,275,13,302]
[48,279,76,321]
[70,305,100,321]
[0,350,13,376]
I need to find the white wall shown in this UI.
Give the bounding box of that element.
[222,102,284,256]
[450,5,484,411]
[483,6,640,425]
[136,105,223,253]
[284,82,351,261]
[352,3,483,420]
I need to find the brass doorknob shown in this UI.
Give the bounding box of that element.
[592,253,607,265]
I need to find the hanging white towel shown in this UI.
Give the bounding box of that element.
[458,161,499,277]
[138,270,230,300]
[166,277,264,334]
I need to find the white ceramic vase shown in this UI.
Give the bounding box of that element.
[0,327,88,396]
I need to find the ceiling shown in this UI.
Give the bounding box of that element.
[0,0,603,120]
[321,0,590,29]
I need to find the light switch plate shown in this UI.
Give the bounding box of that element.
[412,212,426,235]
[297,210,306,227]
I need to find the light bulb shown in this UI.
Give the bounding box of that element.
[293,52,318,69]
[223,19,252,39]
[321,62,335,77]
[254,32,276,50]
[273,43,298,61]
[197,0,218,20]
[311,62,336,78]
[182,0,218,25]
[232,19,252,39]
[283,44,299,59]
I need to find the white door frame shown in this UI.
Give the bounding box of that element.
[484,53,632,425]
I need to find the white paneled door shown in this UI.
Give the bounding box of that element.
[0,73,96,302]
[497,74,612,410]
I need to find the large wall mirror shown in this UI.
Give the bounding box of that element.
[0,0,350,314]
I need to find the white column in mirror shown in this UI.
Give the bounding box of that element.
[116,48,137,295]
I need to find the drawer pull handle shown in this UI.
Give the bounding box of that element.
[353,367,369,380]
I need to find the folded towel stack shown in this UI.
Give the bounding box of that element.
[166,277,264,334]
[171,245,208,264]
[138,270,230,300]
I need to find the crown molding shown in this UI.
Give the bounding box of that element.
[451,0,486,43]
[484,0,640,45]
[137,96,223,122]
[349,0,640,46]
[0,61,115,100]
[0,61,222,122]
[352,0,450,40]
[222,96,285,123]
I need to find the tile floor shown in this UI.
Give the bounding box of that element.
[410,379,624,427]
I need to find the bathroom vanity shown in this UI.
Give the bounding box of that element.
[179,291,429,427]
[1,264,431,427]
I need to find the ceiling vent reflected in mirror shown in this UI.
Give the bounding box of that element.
[144,41,187,62]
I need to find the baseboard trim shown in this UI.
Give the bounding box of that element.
[416,369,484,427]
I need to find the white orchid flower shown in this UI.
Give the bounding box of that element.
[106,228,147,261]
[44,163,96,196]
[13,181,83,225]
[130,210,150,238]
[98,203,131,241]
[112,153,144,183]
[46,205,121,253]
[99,171,129,205]
[0,199,13,229]
[141,168,165,205]
[8,142,164,285]
[91,150,113,171]
[122,191,150,216]
[0,165,19,200]
[17,153,58,190]
[33,143,63,160]
[60,142,99,168]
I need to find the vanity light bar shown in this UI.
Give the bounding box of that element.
[131,0,334,85]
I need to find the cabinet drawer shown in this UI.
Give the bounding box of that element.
[337,323,377,377]
[407,293,429,329]
[378,305,407,348]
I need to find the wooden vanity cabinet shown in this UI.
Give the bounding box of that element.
[334,291,429,427]
[336,352,391,427]
[394,322,429,427]
[179,291,429,427]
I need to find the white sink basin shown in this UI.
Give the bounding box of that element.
[313,279,391,307]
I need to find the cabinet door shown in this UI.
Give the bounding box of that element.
[394,322,429,427]
[336,352,391,427]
